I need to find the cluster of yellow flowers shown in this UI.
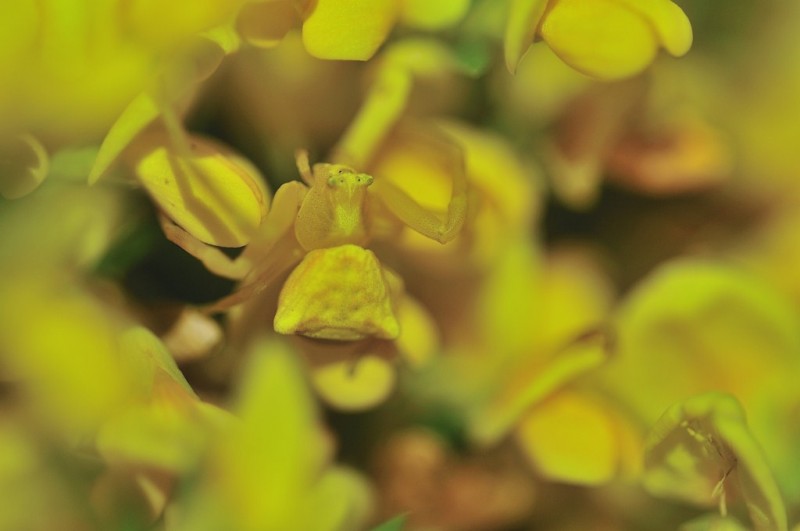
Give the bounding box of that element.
[2,1,800,530]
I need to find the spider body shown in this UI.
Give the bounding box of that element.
[161,145,467,341]
[295,162,374,250]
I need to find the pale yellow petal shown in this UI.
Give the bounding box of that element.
[540,0,658,80]
[311,355,397,411]
[399,0,470,30]
[0,134,48,199]
[516,392,616,485]
[394,296,440,369]
[504,0,550,73]
[236,1,299,48]
[301,466,375,531]
[89,91,160,184]
[613,0,692,56]
[644,393,787,531]
[221,339,325,529]
[302,0,399,61]
[121,0,242,49]
[471,328,610,444]
[127,131,267,247]
[680,514,749,531]
[118,327,195,397]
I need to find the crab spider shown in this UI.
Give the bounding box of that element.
[160,135,469,315]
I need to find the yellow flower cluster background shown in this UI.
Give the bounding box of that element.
[2,1,800,530]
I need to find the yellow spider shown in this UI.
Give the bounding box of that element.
[160,138,468,341]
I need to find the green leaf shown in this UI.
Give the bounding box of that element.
[370,514,407,531]
[454,37,492,77]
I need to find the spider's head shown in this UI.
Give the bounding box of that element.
[326,165,374,189]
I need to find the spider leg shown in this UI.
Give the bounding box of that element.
[158,214,252,280]
[370,128,468,244]
[295,149,315,185]
[201,180,309,313]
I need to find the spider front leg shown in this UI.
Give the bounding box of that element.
[369,134,468,244]
[159,214,253,280]
[202,180,308,313]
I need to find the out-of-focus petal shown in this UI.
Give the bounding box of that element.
[612,260,800,417]
[471,328,611,445]
[680,514,749,531]
[236,1,299,48]
[220,339,325,529]
[89,91,160,184]
[302,0,399,61]
[334,66,412,168]
[399,0,470,30]
[515,391,616,485]
[394,297,440,369]
[161,308,224,362]
[504,0,550,73]
[118,327,195,398]
[0,134,48,199]
[644,392,787,531]
[127,131,267,247]
[334,40,466,167]
[120,0,243,49]
[311,355,397,411]
[0,273,133,438]
[301,466,376,531]
[540,0,659,80]
[613,0,692,57]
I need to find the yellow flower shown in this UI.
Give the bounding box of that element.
[237,0,471,60]
[644,392,788,531]
[505,0,693,80]
[172,339,373,531]
[0,0,246,206]
[412,242,641,486]
[605,259,800,501]
[125,129,269,248]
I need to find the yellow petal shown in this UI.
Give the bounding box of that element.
[220,339,326,529]
[0,134,48,199]
[394,296,440,369]
[121,0,242,49]
[312,354,396,411]
[644,392,787,531]
[96,399,209,472]
[118,327,195,398]
[504,0,550,73]
[399,0,470,30]
[89,91,160,184]
[471,327,611,444]
[127,131,267,247]
[613,0,692,57]
[302,0,399,61]
[612,259,800,418]
[334,65,412,168]
[540,0,659,80]
[301,466,375,531]
[0,272,133,438]
[236,1,299,48]
[162,308,223,362]
[680,514,749,531]
[515,392,616,485]
[275,245,401,340]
